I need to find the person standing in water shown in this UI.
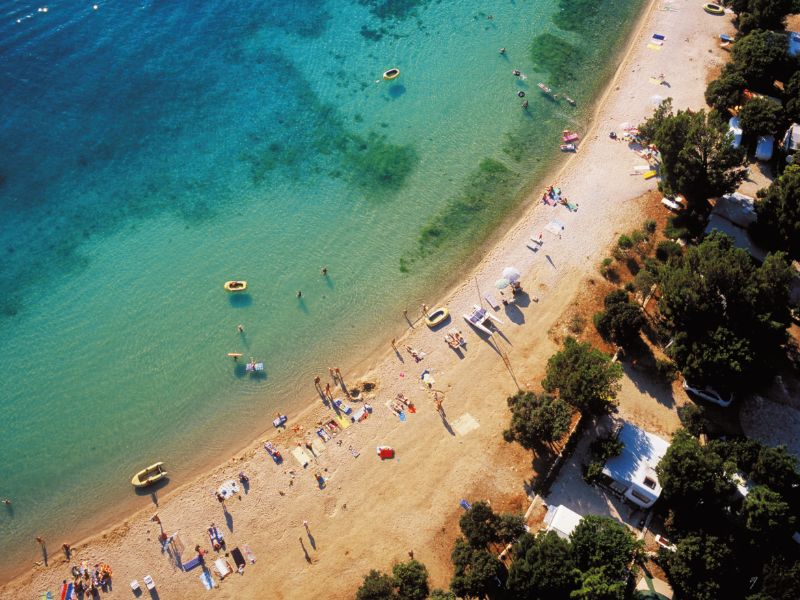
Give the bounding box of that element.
[237,324,244,333]
[296,290,302,298]
[320,267,328,276]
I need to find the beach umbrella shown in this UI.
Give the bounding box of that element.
[502,266,521,282]
[495,278,511,289]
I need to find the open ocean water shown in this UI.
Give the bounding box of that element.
[0,0,644,577]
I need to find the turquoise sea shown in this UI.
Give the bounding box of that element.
[0,0,644,577]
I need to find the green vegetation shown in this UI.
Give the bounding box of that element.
[752,164,800,259]
[503,391,572,451]
[542,336,623,415]
[729,0,795,33]
[344,132,419,193]
[529,33,584,85]
[638,99,746,207]
[507,531,576,600]
[705,65,748,111]
[738,96,784,137]
[730,29,790,89]
[355,559,430,600]
[660,533,735,600]
[657,232,793,390]
[402,158,519,271]
[593,289,645,347]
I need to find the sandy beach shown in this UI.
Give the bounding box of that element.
[1,2,732,597]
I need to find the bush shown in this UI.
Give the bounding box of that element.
[654,358,677,382]
[656,240,683,262]
[738,96,783,138]
[705,67,748,111]
[678,403,706,436]
[594,290,645,346]
[584,460,605,484]
[633,269,657,296]
[617,234,633,249]
[644,219,657,234]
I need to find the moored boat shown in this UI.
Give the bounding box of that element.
[131,462,167,488]
[425,307,450,328]
[383,68,400,80]
[564,95,576,106]
[223,280,247,292]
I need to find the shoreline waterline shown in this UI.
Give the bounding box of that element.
[0,0,658,587]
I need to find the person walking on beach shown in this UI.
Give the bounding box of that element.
[62,543,71,559]
[328,367,335,379]
[325,383,331,399]
[314,375,321,390]
[421,303,429,317]
[334,367,342,382]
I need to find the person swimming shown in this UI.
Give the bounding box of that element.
[517,91,525,98]
[512,69,520,76]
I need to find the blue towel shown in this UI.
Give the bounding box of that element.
[182,555,203,571]
[652,33,665,40]
[399,411,406,422]
[460,499,472,511]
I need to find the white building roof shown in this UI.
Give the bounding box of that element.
[543,504,583,539]
[602,424,669,505]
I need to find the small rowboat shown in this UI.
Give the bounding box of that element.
[383,68,400,80]
[564,95,576,106]
[560,143,576,152]
[131,462,167,488]
[537,82,553,96]
[703,3,724,15]
[224,280,247,292]
[425,307,450,328]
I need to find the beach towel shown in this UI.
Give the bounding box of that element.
[643,170,658,179]
[310,437,326,456]
[333,412,352,429]
[484,293,500,310]
[652,33,665,40]
[545,220,565,235]
[231,547,246,570]
[208,525,224,547]
[291,446,312,468]
[182,555,203,571]
[214,558,231,579]
[333,398,352,414]
[243,544,257,564]
[200,570,216,590]
[460,499,472,511]
[316,427,331,441]
[647,43,661,51]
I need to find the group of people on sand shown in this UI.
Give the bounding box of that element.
[69,562,113,595]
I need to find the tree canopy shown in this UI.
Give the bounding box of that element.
[503,390,572,450]
[450,538,504,599]
[657,232,792,390]
[753,165,800,260]
[542,337,623,415]
[569,515,642,577]
[393,560,429,600]
[357,569,398,600]
[729,0,795,33]
[638,100,746,207]
[458,501,525,549]
[569,566,627,600]
[742,485,796,538]
[705,65,748,111]
[738,96,784,137]
[593,289,645,347]
[661,533,735,600]
[507,531,576,600]
[656,429,735,514]
[730,29,790,89]
[785,70,800,124]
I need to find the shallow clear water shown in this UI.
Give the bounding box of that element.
[0,0,644,575]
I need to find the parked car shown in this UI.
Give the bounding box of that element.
[682,379,733,407]
[661,195,683,212]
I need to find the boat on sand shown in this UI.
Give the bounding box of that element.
[463,305,503,335]
[131,462,167,488]
[425,307,450,328]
